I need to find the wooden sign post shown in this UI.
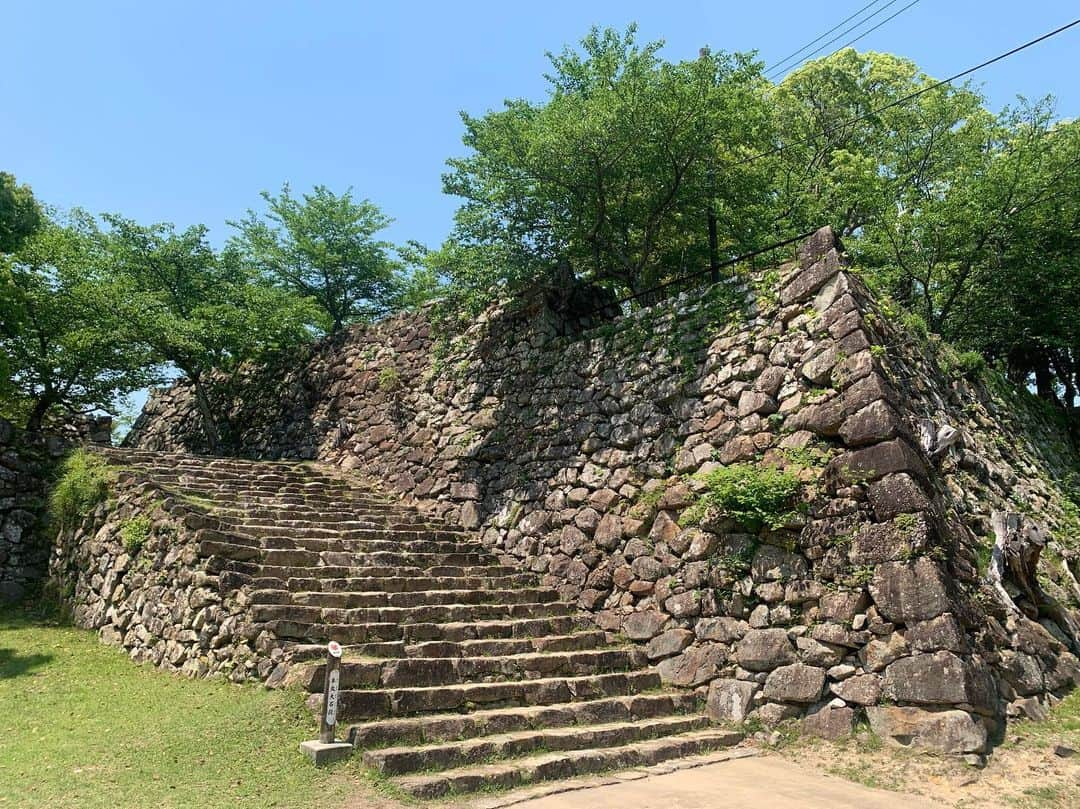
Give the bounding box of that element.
[300,640,352,765]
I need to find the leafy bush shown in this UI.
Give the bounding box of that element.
[377,366,402,392]
[940,348,986,381]
[120,515,152,555]
[48,449,115,527]
[688,463,801,531]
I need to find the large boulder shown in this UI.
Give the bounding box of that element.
[735,628,796,672]
[763,663,826,703]
[657,643,726,687]
[802,703,855,740]
[645,628,694,660]
[622,610,668,641]
[869,558,952,624]
[830,674,882,706]
[883,652,997,714]
[706,678,758,723]
[866,706,988,754]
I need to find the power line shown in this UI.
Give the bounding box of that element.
[765,0,891,78]
[768,0,922,80]
[767,0,902,79]
[740,17,1080,168]
[603,228,819,310]
[602,17,1080,314]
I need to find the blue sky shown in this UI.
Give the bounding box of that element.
[3,1,1078,422]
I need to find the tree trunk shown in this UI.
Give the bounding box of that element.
[1034,359,1059,405]
[988,511,1080,655]
[190,377,221,454]
[24,394,55,433]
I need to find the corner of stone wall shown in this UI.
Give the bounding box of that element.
[48,462,277,681]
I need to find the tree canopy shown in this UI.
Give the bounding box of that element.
[433,28,1080,408]
[0,172,43,255]
[97,215,323,448]
[230,185,404,332]
[0,216,155,430]
[2,25,1079,427]
[438,26,772,307]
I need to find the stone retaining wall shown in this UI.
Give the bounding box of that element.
[126,227,1080,753]
[0,415,111,602]
[47,465,268,680]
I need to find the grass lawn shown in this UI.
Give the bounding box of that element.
[0,607,359,809]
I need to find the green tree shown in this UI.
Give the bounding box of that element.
[99,215,322,449]
[766,49,990,247]
[0,215,155,430]
[0,172,44,254]
[440,25,772,308]
[230,184,402,332]
[767,51,1080,406]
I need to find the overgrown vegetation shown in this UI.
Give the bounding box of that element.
[683,463,801,531]
[47,449,115,528]
[377,366,402,392]
[119,515,152,555]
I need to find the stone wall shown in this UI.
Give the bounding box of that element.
[47,459,270,680]
[0,415,111,602]
[127,227,1080,752]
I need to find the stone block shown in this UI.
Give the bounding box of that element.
[706,678,758,722]
[736,628,796,672]
[839,400,904,447]
[866,473,931,521]
[866,706,988,754]
[802,703,854,740]
[869,558,952,624]
[764,663,826,703]
[884,652,996,713]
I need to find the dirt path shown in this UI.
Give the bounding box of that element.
[500,755,939,808]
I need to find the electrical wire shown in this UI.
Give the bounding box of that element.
[768,0,922,80]
[765,0,892,78]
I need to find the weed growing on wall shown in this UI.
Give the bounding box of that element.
[685,463,801,531]
[119,515,152,555]
[48,449,116,528]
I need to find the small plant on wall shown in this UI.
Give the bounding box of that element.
[377,366,402,392]
[683,463,801,531]
[47,449,116,528]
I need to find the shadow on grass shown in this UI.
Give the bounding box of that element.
[0,647,53,679]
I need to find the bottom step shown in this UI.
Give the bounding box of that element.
[394,728,744,798]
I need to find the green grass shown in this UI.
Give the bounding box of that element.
[1008,688,1080,751]
[0,607,356,809]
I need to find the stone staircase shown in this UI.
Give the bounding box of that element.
[105,450,743,799]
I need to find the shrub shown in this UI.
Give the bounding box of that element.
[377,366,402,392]
[48,449,116,527]
[120,515,152,555]
[688,463,801,531]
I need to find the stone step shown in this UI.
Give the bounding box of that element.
[363,714,713,776]
[346,692,701,747]
[302,648,647,691]
[252,587,561,609]
[242,526,479,545]
[284,538,486,555]
[252,600,579,626]
[398,630,611,658]
[235,563,523,580]
[258,549,497,567]
[323,670,663,722]
[219,518,467,537]
[271,615,594,644]
[268,574,540,593]
[393,728,744,798]
[346,631,610,660]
